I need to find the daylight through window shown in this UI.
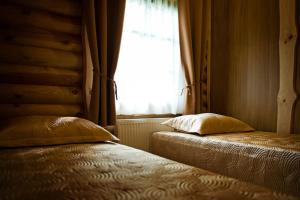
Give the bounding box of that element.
[115,0,184,115]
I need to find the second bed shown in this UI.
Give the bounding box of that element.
[150,131,300,196]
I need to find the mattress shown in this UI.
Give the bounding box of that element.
[150,131,300,197]
[0,142,297,200]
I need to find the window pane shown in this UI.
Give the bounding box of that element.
[115,0,184,115]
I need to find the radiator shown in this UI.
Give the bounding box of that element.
[117,118,173,152]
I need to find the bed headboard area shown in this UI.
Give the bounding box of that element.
[0,0,85,119]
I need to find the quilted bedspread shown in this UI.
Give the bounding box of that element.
[0,143,294,200]
[0,142,298,200]
[151,131,300,197]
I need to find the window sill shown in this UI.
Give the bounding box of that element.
[117,114,181,119]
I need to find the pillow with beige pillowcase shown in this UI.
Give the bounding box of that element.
[162,113,254,135]
[0,116,119,148]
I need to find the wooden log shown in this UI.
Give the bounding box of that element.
[0,25,81,41]
[0,84,82,104]
[0,4,81,35]
[204,0,211,113]
[0,29,82,52]
[201,83,208,94]
[0,43,82,69]
[0,104,83,118]
[198,0,211,113]
[0,0,82,17]
[277,0,298,134]
[0,64,82,86]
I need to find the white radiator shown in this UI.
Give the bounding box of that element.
[117,118,173,152]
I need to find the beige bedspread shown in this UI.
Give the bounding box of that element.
[150,131,300,197]
[0,142,297,200]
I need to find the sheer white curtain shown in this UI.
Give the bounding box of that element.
[115,0,184,115]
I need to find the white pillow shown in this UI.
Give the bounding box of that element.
[161,113,254,135]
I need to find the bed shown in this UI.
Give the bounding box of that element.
[150,131,300,197]
[0,141,298,200]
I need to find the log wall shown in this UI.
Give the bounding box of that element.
[0,0,84,118]
[294,1,300,133]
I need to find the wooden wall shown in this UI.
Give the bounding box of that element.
[0,0,84,118]
[294,1,300,133]
[211,0,279,131]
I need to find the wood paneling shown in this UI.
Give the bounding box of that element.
[211,0,279,131]
[0,29,82,52]
[0,4,81,35]
[0,64,82,86]
[201,0,211,112]
[0,43,82,69]
[0,84,82,104]
[0,0,82,17]
[0,0,83,118]
[294,1,300,133]
[0,104,82,118]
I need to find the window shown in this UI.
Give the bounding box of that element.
[115,0,184,115]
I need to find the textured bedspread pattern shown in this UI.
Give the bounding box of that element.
[0,143,297,200]
[151,131,300,196]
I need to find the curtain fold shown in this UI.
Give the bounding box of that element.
[178,0,208,114]
[82,0,126,126]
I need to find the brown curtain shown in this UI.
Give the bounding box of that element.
[82,0,126,126]
[178,0,210,114]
